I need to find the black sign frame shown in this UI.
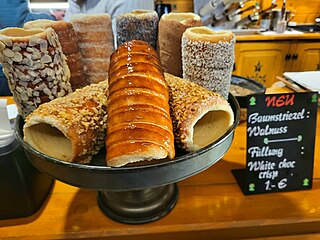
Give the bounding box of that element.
[233,92,318,195]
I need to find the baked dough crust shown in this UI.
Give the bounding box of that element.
[182,26,234,43]
[158,12,202,77]
[0,27,72,118]
[164,73,234,152]
[24,81,108,164]
[182,26,235,99]
[106,40,175,167]
[24,19,89,90]
[116,10,158,49]
[71,14,114,84]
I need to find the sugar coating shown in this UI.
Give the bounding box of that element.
[181,36,235,99]
[116,12,158,49]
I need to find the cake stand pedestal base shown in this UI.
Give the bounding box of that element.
[97,183,178,224]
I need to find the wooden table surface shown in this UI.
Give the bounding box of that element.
[1,89,320,240]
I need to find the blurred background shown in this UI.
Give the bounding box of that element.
[29,0,68,15]
[30,0,320,30]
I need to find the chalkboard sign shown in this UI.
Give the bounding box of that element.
[233,92,318,195]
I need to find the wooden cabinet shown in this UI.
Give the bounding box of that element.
[287,41,320,72]
[233,40,320,87]
[233,41,290,87]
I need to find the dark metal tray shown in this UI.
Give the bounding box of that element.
[14,94,240,224]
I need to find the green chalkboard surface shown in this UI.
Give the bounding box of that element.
[233,92,318,195]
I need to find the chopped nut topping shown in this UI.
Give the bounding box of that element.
[0,27,72,118]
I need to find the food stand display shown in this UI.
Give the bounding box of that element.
[1,83,320,239]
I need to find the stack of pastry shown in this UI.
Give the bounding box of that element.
[158,12,202,77]
[116,10,159,49]
[181,26,235,99]
[0,27,72,118]
[23,19,89,90]
[71,14,114,84]
[24,81,108,164]
[164,73,234,152]
[106,40,175,167]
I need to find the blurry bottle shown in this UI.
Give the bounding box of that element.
[281,0,286,20]
[260,10,271,30]
[276,0,287,33]
[155,0,172,18]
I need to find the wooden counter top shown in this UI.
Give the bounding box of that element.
[0,94,320,240]
[236,32,320,42]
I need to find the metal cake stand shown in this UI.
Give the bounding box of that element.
[14,94,240,224]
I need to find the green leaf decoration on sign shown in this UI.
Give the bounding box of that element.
[311,94,318,103]
[303,178,309,187]
[249,183,255,192]
[249,96,256,106]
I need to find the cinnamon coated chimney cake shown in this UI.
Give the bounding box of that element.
[181,26,235,99]
[116,10,159,49]
[158,12,202,77]
[0,27,72,118]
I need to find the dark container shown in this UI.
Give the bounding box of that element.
[231,75,266,108]
[155,2,171,18]
[0,132,54,220]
